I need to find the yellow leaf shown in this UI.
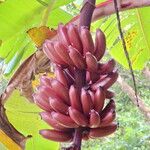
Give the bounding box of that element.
[0,0,5,3]
[47,72,55,78]
[32,72,55,88]
[27,26,57,47]
[0,129,21,150]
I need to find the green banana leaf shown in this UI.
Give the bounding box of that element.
[92,7,150,70]
[0,0,73,41]
[5,90,59,150]
[0,0,73,79]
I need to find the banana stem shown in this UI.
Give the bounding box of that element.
[74,69,86,89]
[63,128,83,150]
[71,68,86,150]
[79,0,96,29]
[72,127,83,150]
[66,1,96,150]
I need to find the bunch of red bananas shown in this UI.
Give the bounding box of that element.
[33,24,118,142]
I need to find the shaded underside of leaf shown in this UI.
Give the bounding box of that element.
[5,90,59,150]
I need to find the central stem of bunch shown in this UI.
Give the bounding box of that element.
[71,0,96,149]
[74,69,86,88]
[71,69,85,150]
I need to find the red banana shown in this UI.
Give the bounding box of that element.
[64,69,75,85]
[86,71,100,83]
[51,112,78,128]
[86,52,98,72]
[94,87,105,112]
[86,71,91,83]
[34,100,50,112]
[98,74,108,81]
[50,79,70,105]
[33,93,52,111]
[39,129,73,142]
[65,67,75,79]
[54,41,74,66]
[88,90,95,103]
[49,98,69,114]
[67,24,83,53]
[54,66,68,87]
[69,85,82,111]
[69,107,88,127]
[99,71,118,90]
[81,88,93,115]
[40,112,69,131]
[89,122,117,138]
[57,24,70,46]
[43,41,65,65]
[101,99,116,118]
[90,72,100,83]
[91,71,118,90]
[40,76,52,87]
[37,85,58,100]
[94,29,106,61]
[98,59,116,74]
[69,46,86,69]
[100,110,116,127]
[89,109,101,128]
[80,27,94,54]
[43,41,57,63]
[91,74,107,87]
[105,90,115,99]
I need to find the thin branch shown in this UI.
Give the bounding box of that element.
[113,0,139,106]
[40,0,56,26]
